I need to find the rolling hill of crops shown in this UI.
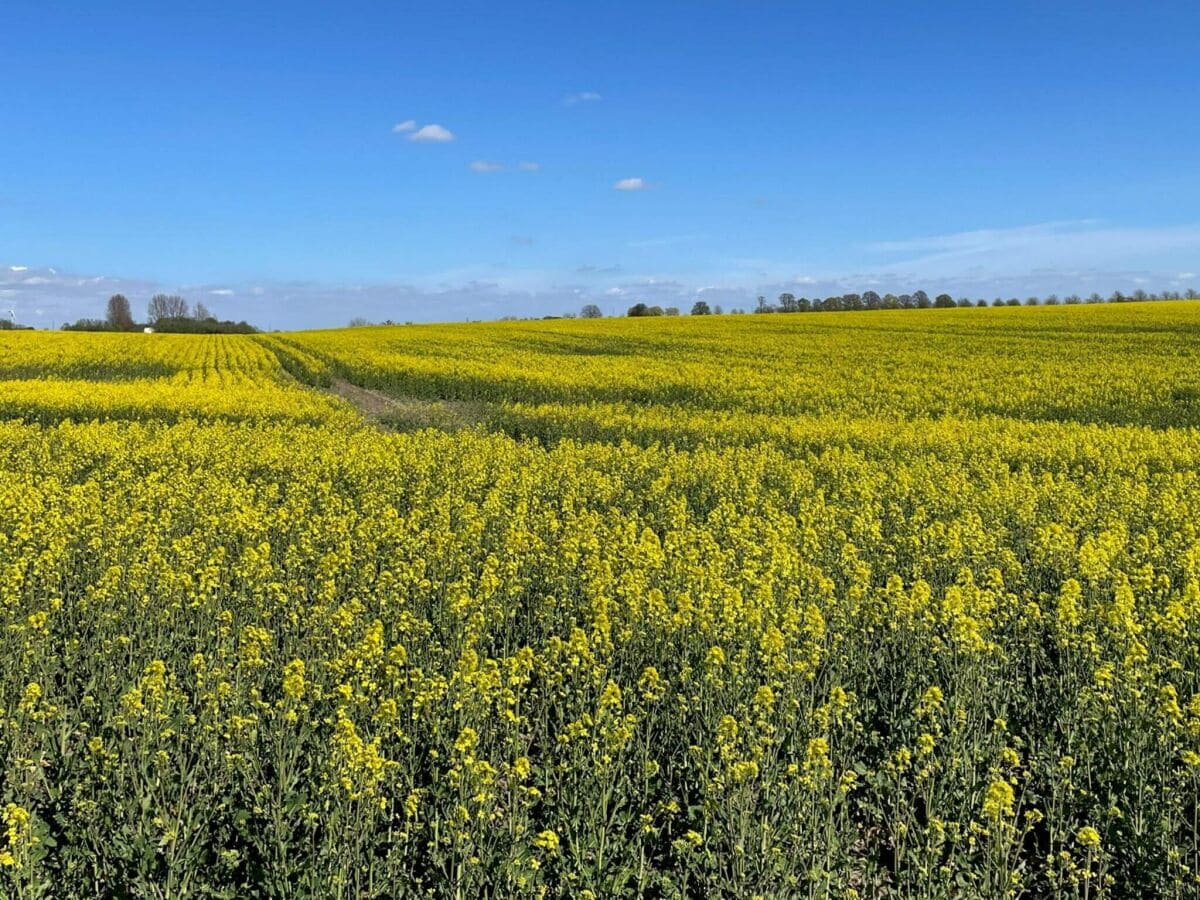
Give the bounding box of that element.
[2,303,1199,898]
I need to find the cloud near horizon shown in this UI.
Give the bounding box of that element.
[5,247,1198,331]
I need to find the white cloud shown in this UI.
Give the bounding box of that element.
[408,123,455,142]
[517,161,540,172]
[9,265,27,272]
[391,120,417,133]
[469,160,504,173]
[614,177,653,192]
[209,288,235,296]
[564,91,602,106]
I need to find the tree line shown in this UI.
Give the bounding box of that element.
[577,287,1200,318]
[62,294,258,334]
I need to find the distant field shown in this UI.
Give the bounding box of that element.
[2,303,1199,897]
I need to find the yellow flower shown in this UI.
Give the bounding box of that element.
[1076,826,1101,850]
[454,727,479,755]
[282,658,306,701]
[533,829,560,852]
[981,779,1014,823]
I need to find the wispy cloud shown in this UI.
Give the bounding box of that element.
[564,91,602,106]
[517,161,540,172]
[391,120,417,133]
[628,234,707,249]
[614,177,653,192]
[867,220,1200,273]
[469,160,504,173]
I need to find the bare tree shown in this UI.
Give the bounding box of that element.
[193,302,213,321]
[148,294,190,322]
[106,294,134,330]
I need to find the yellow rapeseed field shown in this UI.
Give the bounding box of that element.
[2,303,1199,898]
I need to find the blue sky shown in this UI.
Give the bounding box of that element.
[2,1,1198,328]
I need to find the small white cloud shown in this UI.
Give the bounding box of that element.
[469,160,504,173]
[1179,272,1196,279]
[614,177,653,192]
[565,91,602,106]
[517,161,540,172]
[8,265,27,272]
[392,120,417,133]
[408,123,455,142]
[209,288,235,296]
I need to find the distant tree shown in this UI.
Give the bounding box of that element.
[933,293,955,308]
[975,299,988,307]
[690,301,712,315]
[1064,294,1081,304]
[1110,290,1126,303]
[1132,289,1148,302]
[580,304,603,318]
[152,317,258,334]
[627,303,649,317]
[348,317,371,327]
[1087,293,1104,304]
[796,297,812,312]
[105,294,134,330]
[664,307,680,316]
[193,302,213,320]
[913,290,931,309]
[148,294,189,322]
[1043,294,1060,305]
[713,304,724,315]
[898,294,915,309]
[1186,288,1198,300]
[956,297,972,308]
[777,292,798,313]
[862,290,881,310]
[1024,296,1040,306]
[882,293,899,309]
[1006,298,1021,306]
[843,293,863,311]
[755,295,773,313]
[62,318,111,331]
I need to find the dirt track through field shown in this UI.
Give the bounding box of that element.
[329,377,489,431]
